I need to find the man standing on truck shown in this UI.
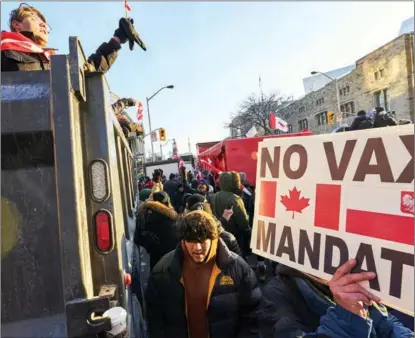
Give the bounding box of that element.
[1,3,146,72]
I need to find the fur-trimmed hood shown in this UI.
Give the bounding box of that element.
[138,200,178,220]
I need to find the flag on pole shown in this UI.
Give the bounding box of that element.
[124,0,131,11]
[269,112,289,132]
[136,101,143,121]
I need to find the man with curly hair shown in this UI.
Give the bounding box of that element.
[145,210,261,338]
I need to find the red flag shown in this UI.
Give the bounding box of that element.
[124,0,131,11]
[136,102,143,121]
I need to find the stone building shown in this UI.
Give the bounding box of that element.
[279,32,414,134]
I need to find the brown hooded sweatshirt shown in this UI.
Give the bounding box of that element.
[182,238,218,338]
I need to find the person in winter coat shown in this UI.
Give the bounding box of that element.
[374,107,398,128]
[210,172,252,253]
[163,173,178,198]
[138,188,151,203]
[238,172,267,280]
[2,3,146,72]
[349,110,374,131]
[188,201,243,257]
[111,98,144,137]
[145,210,261,338]
[150,169,163,198]
[259,260,413,338]
[143,176,153,189]
[172,183,186,213]
[135,192,178,270]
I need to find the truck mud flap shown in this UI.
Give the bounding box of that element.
[65,296,112,338]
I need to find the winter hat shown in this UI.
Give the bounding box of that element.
[189,201,213,214]
[153,191,170,206]
[187,194,207,209]
[375,107,385,115]
[182,193,193,206]
[139,188,151,202]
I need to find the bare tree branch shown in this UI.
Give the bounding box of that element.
[226,92,291,135]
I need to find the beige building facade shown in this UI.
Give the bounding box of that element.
[279,33,414,134]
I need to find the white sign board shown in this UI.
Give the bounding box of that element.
[251,125,414,315]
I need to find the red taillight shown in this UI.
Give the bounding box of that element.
[95,210,112,252]
[124,273,132,286]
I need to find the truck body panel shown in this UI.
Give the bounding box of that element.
[1,37,145,338]
[198,132,313,186]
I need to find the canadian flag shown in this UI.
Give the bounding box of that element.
[269,112,288,132]
[258,181,414,246]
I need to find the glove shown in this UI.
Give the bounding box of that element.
[121,97,137,107]
[114,18,147,51]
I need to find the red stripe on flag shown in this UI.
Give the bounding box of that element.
[259,181,277,218]
[346,209,414,245]
[269,113,276,130]
[314,184,341,230]
[124,1,131,11]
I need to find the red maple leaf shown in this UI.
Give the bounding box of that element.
[280,187,310,219]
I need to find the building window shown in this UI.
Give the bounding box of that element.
[374,89,390,111]
[315,111,328,126]
[346,86,350,93]
[299,107,305,113]
[316,98,324,106]
[380,69,384,78]
[298,118,308,130]
[340,89,343,96]
[375,72,379,80]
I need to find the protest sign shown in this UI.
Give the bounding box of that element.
[251,125,414,315]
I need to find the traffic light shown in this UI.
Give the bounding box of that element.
[159,128,166,142]
[328,111,335,125]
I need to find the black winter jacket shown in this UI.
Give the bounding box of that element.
[134,201,179,270]
[163,179,178,198]
[217,217,243,257]
[349,115,374,131]
[2,31,121,73]
[145,238,262,338]
[374,113,398,128]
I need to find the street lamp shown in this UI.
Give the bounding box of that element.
[311,71,341,121]
[146,85,174,162]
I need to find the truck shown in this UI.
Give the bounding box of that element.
[1,37,146,338]
[197,132,313,186]
[144,158,180,179]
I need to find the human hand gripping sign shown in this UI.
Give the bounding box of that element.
[328,259,381,318]
[222,206,234,222]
